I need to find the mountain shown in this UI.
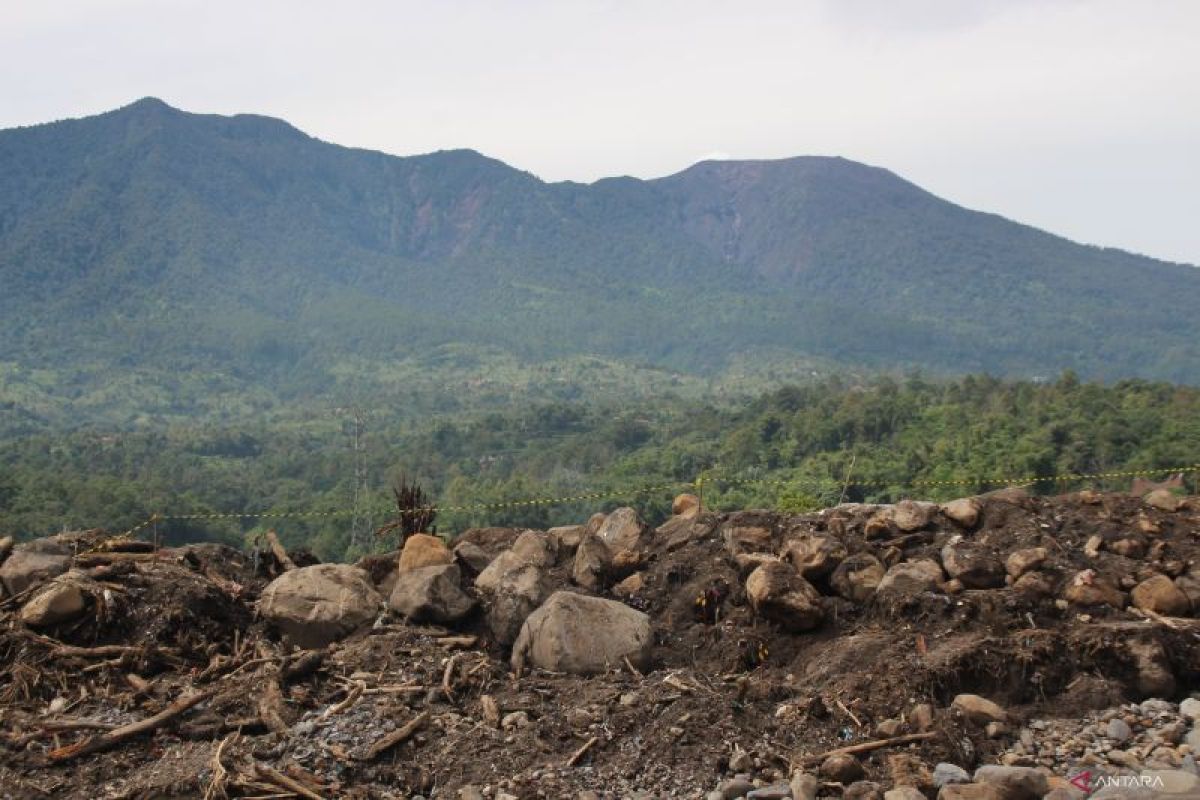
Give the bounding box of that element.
[1,98,1198,422]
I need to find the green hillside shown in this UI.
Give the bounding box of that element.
[1,98,1199,428]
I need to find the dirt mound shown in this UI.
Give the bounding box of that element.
[1,490,1198,799]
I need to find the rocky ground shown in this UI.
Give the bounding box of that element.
[1,487,1198,799]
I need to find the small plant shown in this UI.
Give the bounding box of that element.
[375,474,436,545]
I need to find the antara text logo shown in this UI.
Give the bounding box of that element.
[1069,770,1166,793]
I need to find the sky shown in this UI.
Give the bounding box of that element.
[3,0,1198,264]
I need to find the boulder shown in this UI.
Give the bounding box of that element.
[790,772,818,800]
[830,553,886,603]
[723,525,774,557]
[20,577,87,626]
[884,790,926,800]
[951,694,1007,726]
[933,763,971,788]
[259,564,381,649]
[941,542,1004,589]
[511,530,557,568]
[1011,571,1053,597]
[941,497,981,529]
[583,512,605,535]
[819,753,864,783]
[595,507,648,555]
[398,533,453,573]
[1124,635,1176,696]
[672,493,701,517]
[876,559,945,597]
[0,543,71,596]
[453,541,492,574]
[1144,489,1183,512]
[745,561,823,632]
[475,553,549,645]
[893,500,934,532]
[612,572,644,597]
[971,765,1048,799]
[1004,547,1047,579]
[388,564,476,624]
[572,534,611,591]
[547,525,586,555]
[1062,570,1125,608]
[1175,569,1200,611]
[843,782,883,800]
[511,591,652,675]
[782,533,847,580]
[1131,574,1190,616]
[887,753,933,791]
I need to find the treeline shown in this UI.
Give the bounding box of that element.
[1,372,1196,561]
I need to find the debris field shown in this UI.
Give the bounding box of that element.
[1,487,1198,799]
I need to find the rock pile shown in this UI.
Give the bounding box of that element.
[1,488,1198,798]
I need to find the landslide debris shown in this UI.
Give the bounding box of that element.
[0,489,1198,799]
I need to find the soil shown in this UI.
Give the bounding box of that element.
[1,489,1197,799]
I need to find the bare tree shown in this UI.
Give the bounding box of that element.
[375,474,436,546]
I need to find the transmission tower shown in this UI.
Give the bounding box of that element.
[333,406,372,554]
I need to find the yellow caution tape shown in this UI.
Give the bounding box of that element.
[89,464,1196,540]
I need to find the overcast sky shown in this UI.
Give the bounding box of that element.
[3,0,1197,264]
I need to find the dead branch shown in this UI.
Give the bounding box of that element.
[322,681,363,719]
[435,635,478,649]
[253,763,326,800]
[442,654,459,702]
[257,672,290,735]
[202,732,238,800]
[362,710,430,760]
[282,649,325,682]
[798,731,939,765]
[566,735,599,767]
[47,688,214,762]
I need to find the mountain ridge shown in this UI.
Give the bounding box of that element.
[2,97,1198,423]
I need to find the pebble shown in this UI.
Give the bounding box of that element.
[1106,718,1132,742]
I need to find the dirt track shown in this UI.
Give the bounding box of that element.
[1,488,1198,799]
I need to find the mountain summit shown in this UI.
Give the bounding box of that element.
[2,99,1198,402]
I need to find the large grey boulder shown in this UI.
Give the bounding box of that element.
[388,564,476,624]
[512,591,652,675]
[572,534,611,590]
[0,540,71,597]
[20,574,88,626]
[258,564,381,649]
[595,507,649,555]
[475,552,549,645]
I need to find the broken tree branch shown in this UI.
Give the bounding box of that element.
[47,688,214,762]
[362,710,429,760]
[253,763,326,800]
[798,731,938,765]
[566,735,599,767]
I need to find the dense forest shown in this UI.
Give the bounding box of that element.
[3,97,1200,426]
[1,372,1196,561]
